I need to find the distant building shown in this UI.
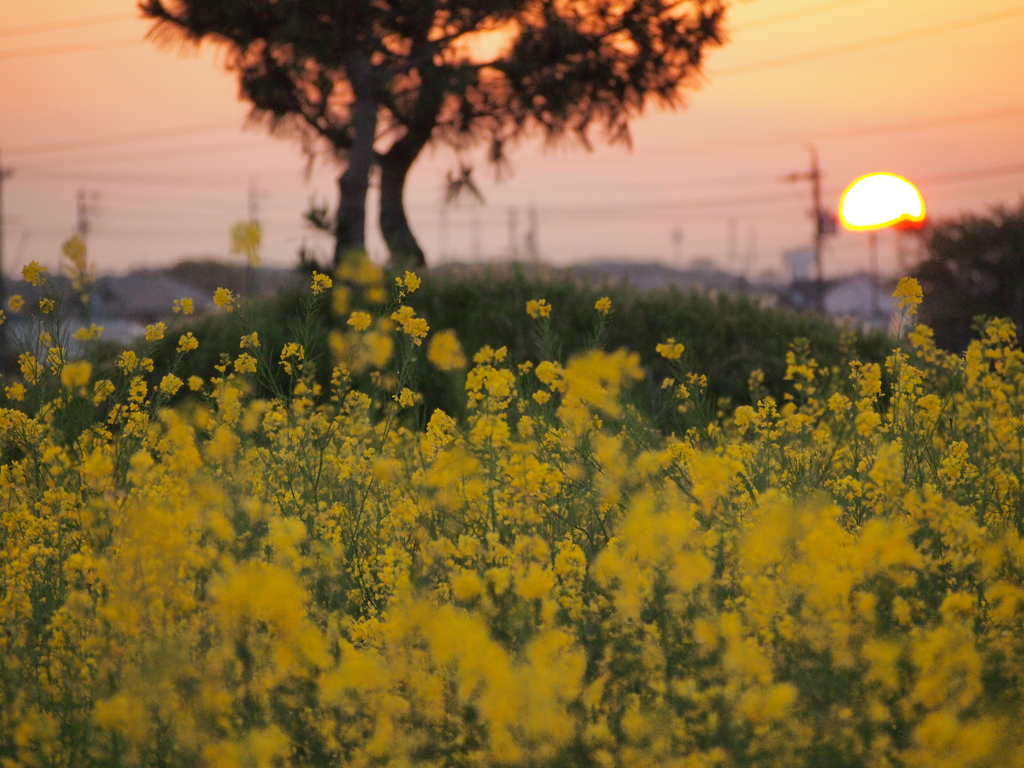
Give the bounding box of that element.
[93,271,215,321]
[778,274,894,327]
[784,248,815,282]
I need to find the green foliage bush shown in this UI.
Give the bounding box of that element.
[155,261,891,438]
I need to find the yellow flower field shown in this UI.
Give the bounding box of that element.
[2,257,1024,768]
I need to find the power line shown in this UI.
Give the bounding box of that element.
[916,161,1024,186]
[16,169,255,187]
[6,119,244,156]
[735,0,879,32]
[0,37,142,61]
[20,139,277,167]
[18,101,1022,181]
[0,11,136,39]
[542,190,807,219]
[627,105,1024,158]
[713,5,1024,78]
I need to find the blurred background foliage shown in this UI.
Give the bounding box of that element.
[150,262,892,438]
[914,200,1024,353]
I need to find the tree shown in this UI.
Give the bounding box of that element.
[141,0,727,269]
[913,201,1024,351]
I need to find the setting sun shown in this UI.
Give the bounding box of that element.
[838,172,926,231]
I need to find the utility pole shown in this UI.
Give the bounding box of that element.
[247,178,269,224]
[471,212,482,259]
[0,148,12,302]
[70,188,101,278]
[524,207,539,263]
[76,188,100,240]
[438,204,449,262]
[0,149,13,367]
[671,227,684,264]
[727,217,737,270]
[783,146,835,310]
[507,208,519,261]
[242,180,268,294]
[746,225,757,280]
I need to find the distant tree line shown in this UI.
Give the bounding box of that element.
[913,200,1024,352]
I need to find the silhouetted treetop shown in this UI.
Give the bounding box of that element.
[140,0,728,268]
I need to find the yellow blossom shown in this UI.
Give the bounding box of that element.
[72,324,104,341]
[656,337,685,360]
[311,271,333,294]
[390,305,429,345]
[893,276,923,312]
[526,298,552,319]
[427,329,467,371]
[172,297,194,315]
[395,388,417,407]
[234,353,258,374]
[22,260,46,286]
[178,333,199,353]
[395,270,422,296]
[5,381,26,401]
[213,287,235,311]
[92,379,114,404]
[331,285,350,315]
[240,332,260,349]
[117,350,138,374]
[8,294,23,312]
[39,298,55,314]
[159,374,184,396]
[145,322,166,342]
[595,296,612,314]
[347,311,372,331]
[188,376,204,391]
[60,360,92,390]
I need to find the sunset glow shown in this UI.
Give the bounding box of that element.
[0,0,1021,277]
[838,172,926,231]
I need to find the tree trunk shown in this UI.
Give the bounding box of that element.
[378,129,431,270]
[333,54,379,268]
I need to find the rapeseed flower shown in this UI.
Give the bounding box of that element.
[172,297,194,315]
[177,333,199,353]
[144,322,166,342]
[656,337,685,360]
[60,360,91,390]
[2,274,1024,768]
[526,298,551,318]
[893,275,924,312]
[311,271,333,294]
[22,260,46,286]
[72,324,104,341]
[390,305,429,345]
[395,270,421,296]
[427,329,467,371]
[347,311,372,331]
[159,374,183,395]
[213,287,235,311]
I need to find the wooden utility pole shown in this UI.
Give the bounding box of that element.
[507,208,519,260]
[0,149,12,296]
[783,146,834,310]
[0,150,13,366]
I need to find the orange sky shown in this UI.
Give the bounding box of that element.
[1,0,1023,280]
